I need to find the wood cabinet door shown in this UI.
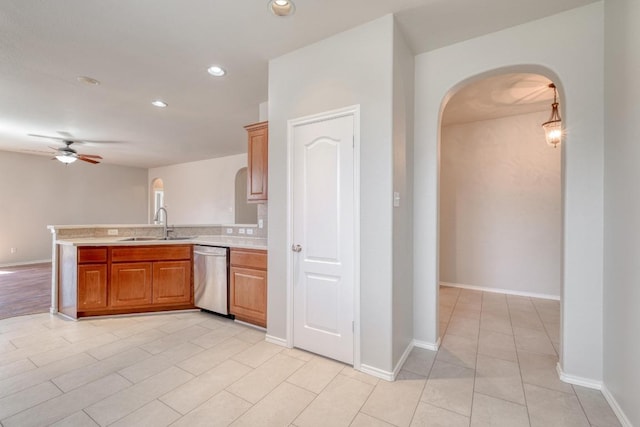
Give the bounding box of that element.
[230,266,267,327]
[152,260,192,305]
[78,264,107,310]
[110,262,153,307]
[245,121,268,202]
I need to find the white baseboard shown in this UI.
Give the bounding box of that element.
[391,341,414,380]
[360,364,395,382]
[601,384,633,427]
[361,339,438,382]
[440,281,560,301]
[0,259,51,268]
[265,334,288,347]
[413,338,440,351]
[556,363,602,389]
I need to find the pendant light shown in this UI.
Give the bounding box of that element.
[542,83,562,148]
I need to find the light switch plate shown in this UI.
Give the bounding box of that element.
[226,228,233,234]
[258,219,264,229]
[393,191,400,208]
[238,228,246,234]
[107,229,119,236]
[246,228,254,235]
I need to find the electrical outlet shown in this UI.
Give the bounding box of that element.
[10,247,17,254]
[258,219,264,229]
[226,228,233,234]
[238,228,245,234]
[107,229,119,236]
[246,228,254,235]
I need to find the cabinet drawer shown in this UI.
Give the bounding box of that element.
[230,249,267,270]
[78,247,107,264]
[111,245,192,262]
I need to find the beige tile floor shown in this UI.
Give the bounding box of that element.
[0,287,621,427]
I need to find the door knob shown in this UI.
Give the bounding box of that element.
[292,244,302,252]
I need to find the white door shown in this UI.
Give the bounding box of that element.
[291,112,355,364]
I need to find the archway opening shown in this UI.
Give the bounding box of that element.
[437,72,563,364]
[234,167,258,224]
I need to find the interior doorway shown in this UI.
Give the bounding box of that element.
[437,72,563,354]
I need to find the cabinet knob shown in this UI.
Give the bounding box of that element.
[291,244,302,252]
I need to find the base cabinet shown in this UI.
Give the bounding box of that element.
[62,244,194,318]
[230,248,267,327]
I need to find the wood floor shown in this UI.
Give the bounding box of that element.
[0,262,52,320]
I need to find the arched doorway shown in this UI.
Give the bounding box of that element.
[437,71,563,363]
[235,167,258,224]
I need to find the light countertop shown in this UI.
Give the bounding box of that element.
[56,235,267,250]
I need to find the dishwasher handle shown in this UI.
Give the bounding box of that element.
[194,250,226,256]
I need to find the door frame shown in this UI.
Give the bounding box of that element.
[285,104,361,369]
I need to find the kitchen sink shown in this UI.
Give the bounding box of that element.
[120,236,162,241]
[119,236,194,242]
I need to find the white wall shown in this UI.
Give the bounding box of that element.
[268,15,397,373]
[148,153,247,225]
[0,151,147,266]
[603,0,640,425]
[414,2,604,382]
[439,111,561,298]
[392,23,415,363]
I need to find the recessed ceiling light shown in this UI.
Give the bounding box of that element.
[268,0,295,16]
[207,65,226,77]
[151,100,168,108]
[77,76,100,85]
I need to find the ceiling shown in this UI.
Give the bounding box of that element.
[0,0,596,168]
[442,73,555,126]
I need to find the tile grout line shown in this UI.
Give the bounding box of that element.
[467,290,483,426]
[508,295,533,427]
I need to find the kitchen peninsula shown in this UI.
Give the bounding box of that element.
[49,224,267,326]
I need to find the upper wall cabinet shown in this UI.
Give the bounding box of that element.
[244,121,268,202]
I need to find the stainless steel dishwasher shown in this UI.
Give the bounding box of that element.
[193,245,229,315]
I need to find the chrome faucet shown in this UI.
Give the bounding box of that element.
[154,206,170,239]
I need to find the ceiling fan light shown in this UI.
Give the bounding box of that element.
[268,0,295,16]
[56,154,77,164]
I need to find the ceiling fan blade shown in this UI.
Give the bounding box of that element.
[28,134,70,141]
[21,148,54,154]
[29,133,121,145]
[76,153,103,159]
[78,156,100,164]
[77,139,121,145]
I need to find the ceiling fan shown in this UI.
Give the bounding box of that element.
[27,134,104,164]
